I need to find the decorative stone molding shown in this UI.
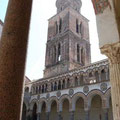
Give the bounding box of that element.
[100,83,107,91]
[83,86,89,93]
[69,89,74,96]
[57,91,61,98]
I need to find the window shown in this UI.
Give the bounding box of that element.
[77,44,80,62]
[54,46,56,62]
[80,22,82,34]
[81,47,85,65]
[59,18,62,33]
[76,19,79,33]
[58,43,61,61]
[55,21,58,34]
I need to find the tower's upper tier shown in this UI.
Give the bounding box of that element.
[56,0,82,13]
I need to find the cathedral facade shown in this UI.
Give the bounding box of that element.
[23,0,113,120]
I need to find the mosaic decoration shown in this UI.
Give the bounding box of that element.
[46,93,50,99]
[57,91,61,97]
[100,83,107,91]
[83,86,89,93]
[69,89,74,96]
[92,0,111,14]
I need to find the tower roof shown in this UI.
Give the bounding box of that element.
[56,0,82,13]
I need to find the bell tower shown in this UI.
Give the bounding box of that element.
[44,0,91,78]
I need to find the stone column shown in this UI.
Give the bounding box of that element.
[37,112,41,120]
[57,112,62,120]
[46,112,50,120]
[101,43,120,120]
[85,110,90,120]
[70,111,74,120]
[0,0,32,120]
[103,108,108,120]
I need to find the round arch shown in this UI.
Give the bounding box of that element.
[48,96,59,112]
[72,92,86,111]
[87,90,104,107]
[59,94,71,111]
[39,98,47,113]
[30,99,38,110]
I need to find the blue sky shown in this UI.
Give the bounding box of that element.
[0,0,106,80]
[0,0,8,21]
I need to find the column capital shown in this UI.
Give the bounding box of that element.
[100,42,120,64]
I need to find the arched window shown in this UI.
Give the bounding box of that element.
[101,69,106,81]
[75,77,78,86]
[80,22,82,34]
[76,19,79,33]
[80,75,84,85]
[95,71,99,82]
[39,86,41,93]
[54,46,56,63]
[62,80,65,89]
[58,81,61,90]
[59,18,62,33]
[77,44,80,62]
[54,82,57,91]
[58,43,61,61]
[55,21,58,34]
[81,47,85,65]
[36,86,38,94]
[67,78,70,88]
[51,83,54,91]
[45,84,47,92]
[42,85,44,93]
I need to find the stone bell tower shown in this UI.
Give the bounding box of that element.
[44,0,91,78]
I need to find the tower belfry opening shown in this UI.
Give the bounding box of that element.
[44,0,91,78]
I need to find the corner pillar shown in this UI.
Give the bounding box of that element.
[101,43,120,120]
[46,112,50,120]
[37,112,41,120]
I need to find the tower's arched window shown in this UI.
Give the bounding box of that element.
[54,46,56,63]
[55,21,58,34]
[77,44,80,62]
[59,18,62,33]
[58,43,61,61]
[80,22,82,34]
[81,47,85,65]
[51,83,54,91]
[76,19,79,33]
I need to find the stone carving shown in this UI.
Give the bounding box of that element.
[57,91,61,97]
[92,0,111,14]
[69,89,74,96]
[46,93,50,99]
[83,86,89,93]
[100,83,107,91]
